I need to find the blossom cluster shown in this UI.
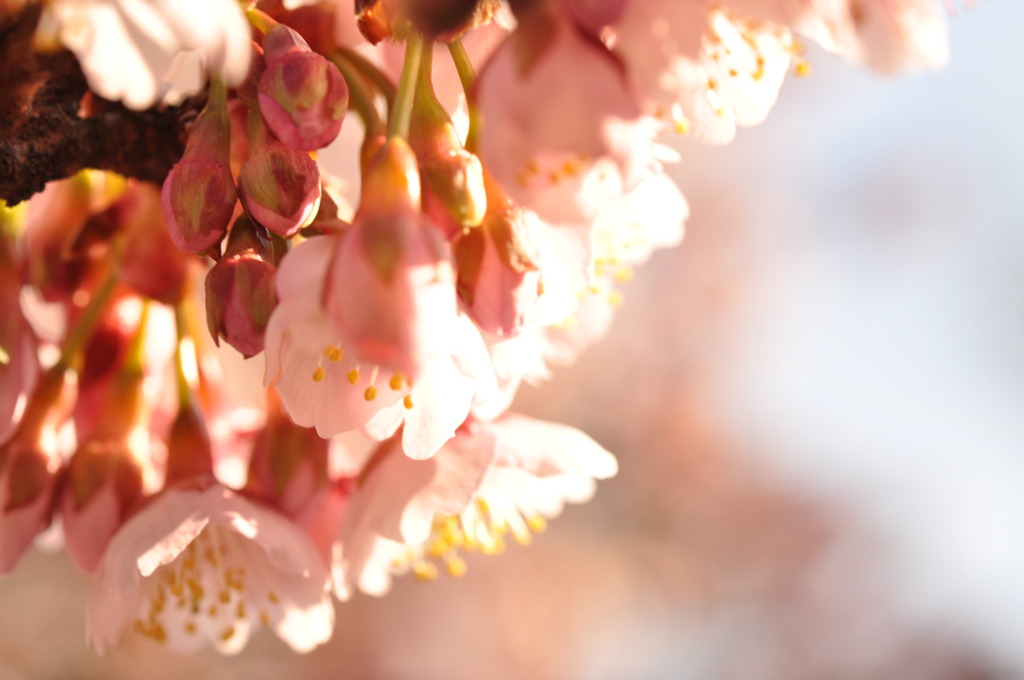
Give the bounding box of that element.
[0,0,949,655]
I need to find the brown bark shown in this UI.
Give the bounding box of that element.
[0,6,199,205]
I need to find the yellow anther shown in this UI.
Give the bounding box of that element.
[446,556,468,578]
[185,622,197,634]
[219,626,236,642]
[389,374,403,390]
[236,602,246,619]
[151,623,168,644]
[513,529,533,547]
[312,366,326,383]
[608,290,625,308]
[260,611,270,626]
[481,536,505,555]
[614,267,634,284]
[364,385,378,401]
[527,515,548,533]
[324,346,344,362]
[475,497,490,514]
[412,562,439,582]
[347,369,359,385]
[403,395,414,410]
[795,61,811,77]
[208,605,218,616]
[218,591,231,604]
[268,591,279,604]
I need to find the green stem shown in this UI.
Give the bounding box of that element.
[387,33,424,140]
[173,302,195,410]
[335,46,397,106]
[60,268,118,369]
[123,300,151,376]
[244,7,277,34]
[270,232,290,268]
[448,39,481,152]
[330,54,384,133]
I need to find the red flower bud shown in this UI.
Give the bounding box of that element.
[239,114,322,237]
[205,217,278,358]
[161,84,237,253]
[258,25,348,151]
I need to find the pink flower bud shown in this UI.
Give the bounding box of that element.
[0,437,58,572]
[0,364,72,572]
[258,25,348,151]
[165,401,215,486]
[205,217,278,358]
[239,114,322,237]
[246,391,329,521]
[60,441,144,572]
[324,138,458,378]
[455,180,543,337]
[410,82,487,234]
[161,84,238,253]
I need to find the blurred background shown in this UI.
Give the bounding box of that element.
[1,3,1022,679]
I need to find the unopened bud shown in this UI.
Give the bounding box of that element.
[0,438,58,572]
[246,392,329,520]
[410,60,487,235]
[325,138,457,378]
[60,440,144,572]
[0,363,72,572]
[279,3,340,54]
[455,183,543,336]
[407,0,504,40]
[239,114,322,237]
[258,25,349,151]
[161,83,237,253]
[164,401,214,485]
[205,217,278,358]
[354,0,397,44]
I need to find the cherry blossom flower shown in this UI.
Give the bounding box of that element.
[87,483,334,654]
[728,0,949,73]
[264,237,496,460]
[41,0,252,110]
[476,4,652,224]
[614,1,795,143]
[332,415,618,598]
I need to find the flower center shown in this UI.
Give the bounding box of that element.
[390,495,549,583]
[132,528,282,647]
[309,344,415,409]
